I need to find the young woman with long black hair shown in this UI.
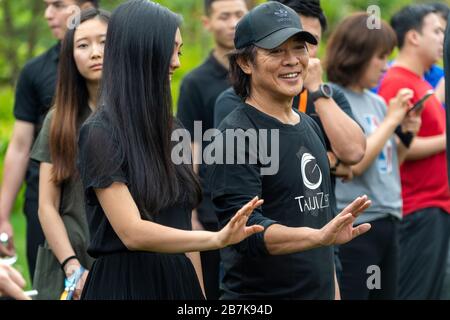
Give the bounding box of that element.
[77,0,263,300]
[31,8,110,300]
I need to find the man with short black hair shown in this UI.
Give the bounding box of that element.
[209,2,371,299]
[0,0,99,281]
[214,2,366,292]
[379,4,450,300]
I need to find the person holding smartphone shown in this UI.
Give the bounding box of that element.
[326,13,421,300]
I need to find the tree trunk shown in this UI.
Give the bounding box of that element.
[1,0,19,86]
[26,0,43,61]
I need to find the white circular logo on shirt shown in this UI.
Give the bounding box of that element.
[301,153,322,190]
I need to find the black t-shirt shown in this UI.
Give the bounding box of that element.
[214,86,356,209]
[208,103,334,299]
[77,112,193,258]
[214,85,355,151]
[13,43,60,208]
[177,52,229,141]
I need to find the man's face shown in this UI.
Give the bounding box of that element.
[416,13,444,66]
[244,36,309,100]
[299,14,322,58]
[44,0,92,40]
[203,0,248,51]
[437,15,447,32]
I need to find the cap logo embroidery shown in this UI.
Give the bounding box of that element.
[274,9,288,18]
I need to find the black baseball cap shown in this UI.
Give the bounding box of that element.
[234,1,318,50]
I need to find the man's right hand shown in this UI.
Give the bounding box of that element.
[317,195,372,246]
[303,58,324,92]
[0,220,15,257]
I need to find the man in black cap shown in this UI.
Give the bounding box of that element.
[214,0,365,204]
[208,2,371,299]
[213,0,366,295]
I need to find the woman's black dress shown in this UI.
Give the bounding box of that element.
[77,112,204,300]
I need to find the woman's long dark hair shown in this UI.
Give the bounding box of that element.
[98,0,201,218]
[50,8,110,184]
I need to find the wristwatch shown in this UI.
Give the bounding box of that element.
[309,83,333,103]
[330,157,341,174]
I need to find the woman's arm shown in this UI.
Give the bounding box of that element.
[38,163,81,269]
[95,182,264,253]
[38,163,88,299]
[351,89,413,176]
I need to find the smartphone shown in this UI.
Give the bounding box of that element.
[407,90,434,115]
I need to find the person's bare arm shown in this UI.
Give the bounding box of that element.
[314,99,366,164]
[435,77,445,104]
[405,134,446,161]
[38,163,76,264]
[351,89,413,177]
[264,196,371,255]
[95,182,263,253]
[38,163,89,300]
[0,121,35,256]
[351,117,399,177]
[304,58,365,165]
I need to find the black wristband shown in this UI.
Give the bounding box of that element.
[61,255,77,272]
[395,126,414,148]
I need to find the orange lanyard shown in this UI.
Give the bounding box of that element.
[298,90,308,113]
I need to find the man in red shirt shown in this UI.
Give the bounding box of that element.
[379,4,450,299]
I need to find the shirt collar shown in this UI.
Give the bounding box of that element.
[207,51,228,78]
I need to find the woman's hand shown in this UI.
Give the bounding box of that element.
[64,259,88,300]
[216,196,265,248]
[317,195,372,246]
[387,88,414,125]
[401,113,422,135]
[73,270,89,300]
